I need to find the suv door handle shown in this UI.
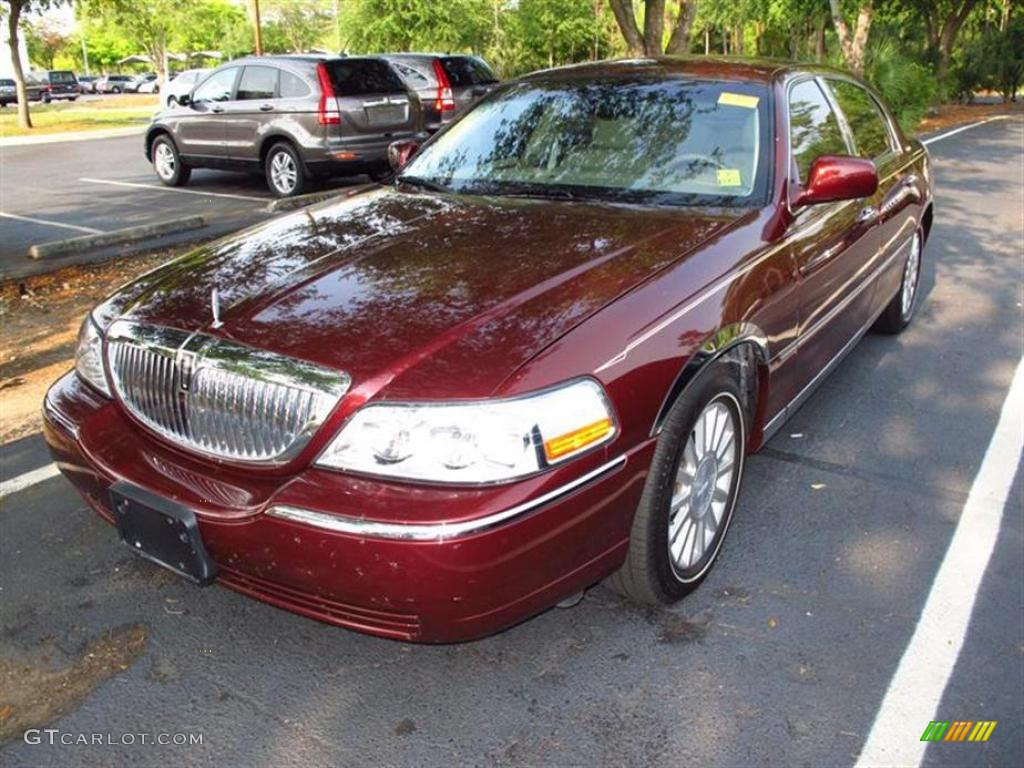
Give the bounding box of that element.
[211,105,224,113]
[259,104,274,112]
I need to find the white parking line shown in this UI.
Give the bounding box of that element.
[855,356,1024,767]
[79,177,266,202]
[0,463,60,499]
[0,211,103,234]
[922,115,1010,146]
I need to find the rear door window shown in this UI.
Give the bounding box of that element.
[826,79,894,159]
[440,57,497,87]
[324,59,406,96]
[236,66,278,101]
[788,79,850,184]
[279,70,310,98]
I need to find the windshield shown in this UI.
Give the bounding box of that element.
[400,78,771,206]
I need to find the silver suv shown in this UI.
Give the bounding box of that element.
[144,55,426,197]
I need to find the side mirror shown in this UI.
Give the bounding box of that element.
[792,155,878,208]
[178,93,192,108]
[387,139,421,173]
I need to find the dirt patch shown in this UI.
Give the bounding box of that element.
[0,624,148,744]
[914,100,1023,136]
[0,248,192,444]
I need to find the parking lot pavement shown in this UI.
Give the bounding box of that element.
[0,133,360,279]
[0,119,1020,768]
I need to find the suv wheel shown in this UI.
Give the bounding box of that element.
[265,142,305,197]
[151,135,191,187]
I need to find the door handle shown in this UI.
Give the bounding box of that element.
[855,205,879,225]
[362,99,389,108]
[259,104,274,112]
[211,105,224,113]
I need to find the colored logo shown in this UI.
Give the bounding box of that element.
[921,721,997,742]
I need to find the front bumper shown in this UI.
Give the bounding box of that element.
[43,371,650,642]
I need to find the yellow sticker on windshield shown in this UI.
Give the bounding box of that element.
[718,92,759,109]
[717,169,742,187]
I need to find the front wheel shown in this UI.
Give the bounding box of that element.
[265,142,306,197]
[873,230,922,334]
[607,366,746,604]
[151,135,191,187]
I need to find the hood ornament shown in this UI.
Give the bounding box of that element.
[210,288,223,329]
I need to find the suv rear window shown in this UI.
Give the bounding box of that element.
[0,79,14,87]
[324,59,405,96]
[439,57,497,87]
[50,71,76,83]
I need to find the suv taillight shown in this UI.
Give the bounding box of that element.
[432,60,455,113]
[316,63,341,125]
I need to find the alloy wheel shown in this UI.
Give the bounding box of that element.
[154,142,176,181]
[270,151,298,195]
[900,232,922,320]
[668,395,740,579]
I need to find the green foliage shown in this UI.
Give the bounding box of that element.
[865,37,938,130]
[951,14,1024,103]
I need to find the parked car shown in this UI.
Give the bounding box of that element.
[163,68,211,107]
[136,74,160,94]
[125,73,157,93]
[30,70,80,102]
[47,58,932,643]
[382,53,498,132]
[145,55,425,196]
[77,75,98,92]
[0,78,15,106]
[96,75,135,94]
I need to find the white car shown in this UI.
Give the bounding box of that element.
[137,76,160,94]
[163,69,211,107]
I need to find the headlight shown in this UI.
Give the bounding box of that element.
[317,379,617,483]
[74,315,111,397]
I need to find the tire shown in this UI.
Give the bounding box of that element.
[42,93,51,104]
[265,141,306,197]
[69,97,77,102]
[873,229,922,334]
[151,135,191,187]
[607,366,747,604]
[112,87,121,94]
[368,163,392,182]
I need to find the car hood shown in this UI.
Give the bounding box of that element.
[98,187,747,399]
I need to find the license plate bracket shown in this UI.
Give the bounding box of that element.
[110,482,217,585]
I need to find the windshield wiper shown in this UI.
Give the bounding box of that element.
[396,175,450,194]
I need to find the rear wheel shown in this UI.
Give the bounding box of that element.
[151,135,191,187]
[873,229,922,334]
[265,142,306,197]
[608,366,746,604]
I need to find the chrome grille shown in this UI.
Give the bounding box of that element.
[106,321,350,464]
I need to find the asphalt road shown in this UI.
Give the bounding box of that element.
[0,132,360,280]
[0,118,1021,768]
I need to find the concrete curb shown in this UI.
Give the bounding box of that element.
[0,125,147,148]
[28,215,206,259]
[265,190,345,213]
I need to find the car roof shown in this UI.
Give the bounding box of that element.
[519,56,850,85]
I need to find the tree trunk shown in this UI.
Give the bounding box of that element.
[815,17,826,62]
[6,1,31,130]
[609,0,645,55]
[829,0,872,75]
[704,25,710,55]
[665,1,698,55]
[643,0,665,55]
[937,1,981,81]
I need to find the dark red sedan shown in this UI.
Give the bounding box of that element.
[44,59,932,642]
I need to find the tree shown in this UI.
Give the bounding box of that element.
[83,0,187,83]
[828,0,873,74]
[25,16,67,68]
[608,0,700,55]
[903,0,981,80]
[3,1,64,130]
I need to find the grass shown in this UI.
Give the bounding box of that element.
[0,94,160,138]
